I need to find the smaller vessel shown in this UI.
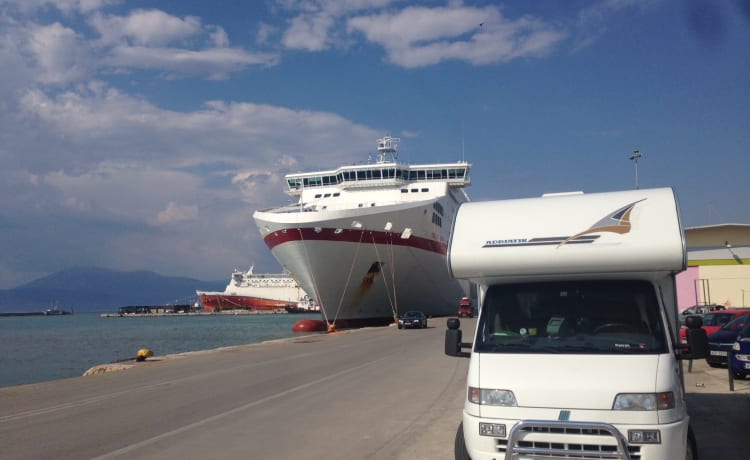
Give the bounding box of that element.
[43,302,73,315]
[196,267,317,313]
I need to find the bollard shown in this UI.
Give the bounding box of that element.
[727,350,734,392]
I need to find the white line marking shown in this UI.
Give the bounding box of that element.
[90,355,388,459]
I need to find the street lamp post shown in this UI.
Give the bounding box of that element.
[629,150,642,189]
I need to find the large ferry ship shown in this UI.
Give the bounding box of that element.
[196,267,317,313]
[253,136,471,328]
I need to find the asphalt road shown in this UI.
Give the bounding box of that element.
[1,318,472,460]
[2,317,748,460]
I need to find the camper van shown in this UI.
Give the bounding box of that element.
[444,188,708,460]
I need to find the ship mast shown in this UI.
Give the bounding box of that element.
[376,136,399,163]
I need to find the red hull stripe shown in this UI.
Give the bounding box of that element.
[262,227,447,255]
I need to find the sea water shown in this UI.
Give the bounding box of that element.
[0,313,321,388]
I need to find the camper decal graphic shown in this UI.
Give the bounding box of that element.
[483,199,645,248]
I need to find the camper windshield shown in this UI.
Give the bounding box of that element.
[475,280,667,354]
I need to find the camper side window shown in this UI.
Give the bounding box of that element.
[476,280,667,354]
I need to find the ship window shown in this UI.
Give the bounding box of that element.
[358,203,363,207]
[337,173,344,183]
[372,169,381,179]
[357,171,366,180]
[333,192,340,197]
[409,171,417,180]
[411,188,418,193]
[417,170,426,180]
[324,193,331,198]
[314,194,322,198]
[401,189,408,193]
[421,188,429,192]
[371,203,375,207]
[322,206,327,209]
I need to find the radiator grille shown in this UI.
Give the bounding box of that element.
[497,420,640,460]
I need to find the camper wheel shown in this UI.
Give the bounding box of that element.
[454,423,470,460]
[686,425,697,460]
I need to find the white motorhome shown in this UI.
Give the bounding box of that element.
[444,188,708,460]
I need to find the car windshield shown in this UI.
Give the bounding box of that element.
[475,280,667,355]
[719,314,750,332]
[403,311,421,318]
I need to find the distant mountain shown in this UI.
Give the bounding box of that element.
[0,267,226,313]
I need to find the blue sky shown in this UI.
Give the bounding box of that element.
[0,0,748,288]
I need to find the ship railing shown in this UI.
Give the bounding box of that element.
[260,196,439,214]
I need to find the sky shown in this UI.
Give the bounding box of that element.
[0,0,748,289]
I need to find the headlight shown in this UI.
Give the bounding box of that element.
[468,387,517,406]
[733,342,740,351]
[628,430,661,444]
[613,392,674,410]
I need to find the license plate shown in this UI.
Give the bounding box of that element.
[710,350,727,356]
[745,363,750,370]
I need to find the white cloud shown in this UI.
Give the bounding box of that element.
[155,201,199,225]
[88,9,203,46]
[25,22,94,84]
[0,0,119,15]
[208,25,230,47]
[347,5,565,68]
[105,45,279,77]
[282,12,334,51]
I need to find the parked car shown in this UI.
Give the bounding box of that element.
[456,297,474,317]
[679,304,726,325]
[398,310,427,329]
[679,309,750,343]
[706,313,750,368]
[731,322,750,379]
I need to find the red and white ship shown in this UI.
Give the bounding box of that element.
[253,136,471,328]
[196,267,317,313]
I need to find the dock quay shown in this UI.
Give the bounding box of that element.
[100,308,295,317]
[1,317,747,459]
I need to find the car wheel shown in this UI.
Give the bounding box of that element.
[734,372,747,380]
[454,423,471,460]
[686,425,697,460]
[707,362,722,368]
[398,324,403,329]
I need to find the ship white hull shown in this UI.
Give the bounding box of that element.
[254,198,468,327]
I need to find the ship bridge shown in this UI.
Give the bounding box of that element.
[284,137,470,197]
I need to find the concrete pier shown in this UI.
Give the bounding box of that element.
[1,317,747,459]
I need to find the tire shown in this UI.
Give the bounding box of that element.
[734,372,747,380]
[454,423,471,460]
[706,362,722,368]
[398,324,403,329]
[686,425,697,460]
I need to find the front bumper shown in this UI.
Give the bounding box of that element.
[462,412,689,460]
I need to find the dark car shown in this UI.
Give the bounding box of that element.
[398,311,427,329]
[731,322,750,379]
[706,313,750,368]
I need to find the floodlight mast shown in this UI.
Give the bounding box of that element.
[629,149,642,189]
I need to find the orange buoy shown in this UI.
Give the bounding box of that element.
[292,319,327,333]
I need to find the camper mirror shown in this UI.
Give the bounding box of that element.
[445,327,463,357]
[682,315,709,360]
